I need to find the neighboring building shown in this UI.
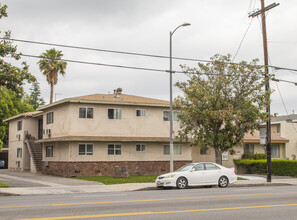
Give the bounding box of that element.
[4,91,191,177]
[192,114,297,166]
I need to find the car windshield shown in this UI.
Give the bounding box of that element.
[175,164,195,172]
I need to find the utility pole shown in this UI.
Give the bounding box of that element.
[249,1,279,183]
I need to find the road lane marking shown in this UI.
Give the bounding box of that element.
[2,191,297,209]
[18,203,297,220]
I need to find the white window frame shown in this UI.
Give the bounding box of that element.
[108,108,122,120]
[136,109,146,117]
[78,144,93,155]
[163,110,178,121]
[108,144,122,155]
[163,144,182,155]
[46,112,54,124]
[79,107,94,119]
[46,146,53,157]
[136,144,146,152]
[17,120,22,131]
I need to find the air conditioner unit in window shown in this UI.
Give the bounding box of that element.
[16,134,21,140]
[45,129,51,135]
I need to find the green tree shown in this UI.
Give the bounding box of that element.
[0,86,34,150]
[175,54,269,165]
[0,4,36,96]
[28,81,45,109]
[38,48,67,104]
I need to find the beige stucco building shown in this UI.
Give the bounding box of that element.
[4,92,192,177]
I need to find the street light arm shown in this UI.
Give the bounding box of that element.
[171,23,191,36]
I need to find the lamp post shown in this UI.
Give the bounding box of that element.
[169,23,191,172]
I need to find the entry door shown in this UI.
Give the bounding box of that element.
[38,119,43,139]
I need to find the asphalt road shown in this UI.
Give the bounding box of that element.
[1,185,297,220]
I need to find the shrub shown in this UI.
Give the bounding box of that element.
[233,159,297,177]
[241,153,267,160]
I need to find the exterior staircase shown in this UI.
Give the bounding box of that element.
[25,135,43,171]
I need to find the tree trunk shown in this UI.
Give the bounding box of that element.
[214,147,222,165]
[50,82,54,104]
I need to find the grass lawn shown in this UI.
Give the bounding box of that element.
[237,177,248,180]
[0,182,10,188]
[74,175,159,185]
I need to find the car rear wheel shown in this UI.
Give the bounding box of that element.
[176,177,188,189]
[218,176,229,188]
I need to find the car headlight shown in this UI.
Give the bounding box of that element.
[164,174,176,178]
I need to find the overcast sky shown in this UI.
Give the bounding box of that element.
[1,0,297,115]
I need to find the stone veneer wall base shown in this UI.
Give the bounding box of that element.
[41,160,192,177]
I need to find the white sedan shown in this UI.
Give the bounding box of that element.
[155,162,237,189]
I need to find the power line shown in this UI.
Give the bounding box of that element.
[232,18,254,62]
[16,53,170,73]
[2,38,211,63]
[3,37,297,72]
[14,53,251,77]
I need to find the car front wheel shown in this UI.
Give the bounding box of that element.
[218,176,229,188]
[176,177,188,189]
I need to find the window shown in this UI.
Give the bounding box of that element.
[46,112,54,124]
[136,109,146,117]
[205,163,220,170]
[79,144,93,155]
[79,107,94,118]
[193,163,204,171]
[17,148,22,158]
[200,147,211,155]
[163,111,178,121]
[163,144,182,155]
[108,144,122,155]
[136,144,146,152]
[46,146,53,157]
[272,144,280,158]
[108,109,121,119]
[244,144,254,154]
[17,121,22,131]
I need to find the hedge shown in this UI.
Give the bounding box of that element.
[241,153,267,160]
[233,159,297,177]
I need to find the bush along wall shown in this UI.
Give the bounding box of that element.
[241,153,267,160]
[233,159,297,177]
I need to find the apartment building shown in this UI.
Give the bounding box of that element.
[4,91,192,177]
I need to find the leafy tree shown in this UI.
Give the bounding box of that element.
[38,48,67,104]
[28,81,45,109]
[0,3,35,151]
[175,54,269,165]
[0,86,34,151]
[0,4,36,96]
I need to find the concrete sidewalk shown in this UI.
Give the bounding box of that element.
[1,170,297,196]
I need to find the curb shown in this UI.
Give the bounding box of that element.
[135,183,294,191]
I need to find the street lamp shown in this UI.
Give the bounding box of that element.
[169,23,191,172]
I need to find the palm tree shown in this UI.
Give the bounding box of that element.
[38,48,67,104]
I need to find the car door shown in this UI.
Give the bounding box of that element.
[186,163,207,185]
[204,163,222,184]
